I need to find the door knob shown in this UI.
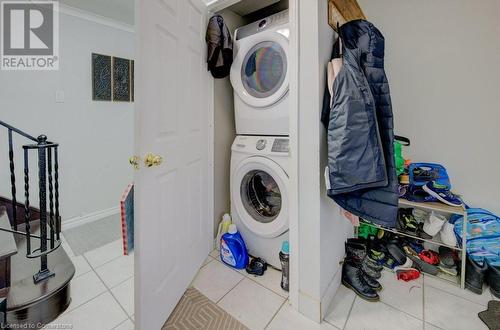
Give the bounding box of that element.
[129,156,140,170]
[144,153,163,167]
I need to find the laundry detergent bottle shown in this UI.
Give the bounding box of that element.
[220,224,249,269]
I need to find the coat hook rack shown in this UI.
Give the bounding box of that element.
[328,0,366,31]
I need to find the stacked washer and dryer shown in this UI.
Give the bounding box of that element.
[229,10,290,269]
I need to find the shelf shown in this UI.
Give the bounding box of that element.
[423,272,461,288]
[399,199,466,215]
[360,220,462,251]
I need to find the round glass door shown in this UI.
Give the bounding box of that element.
[240,170,282,223]
[241,41,287,99]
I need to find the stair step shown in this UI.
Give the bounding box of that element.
[0,207,17,290]
[0,218,74,327]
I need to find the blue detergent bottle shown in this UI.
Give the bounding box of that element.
[220,224,249,269]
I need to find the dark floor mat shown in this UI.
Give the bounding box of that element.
[163,287,248,330]
[478,300,500,330]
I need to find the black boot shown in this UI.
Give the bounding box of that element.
[465,255,488,294]
[342,260,379,301]
[360,269,382,291]
[487,261,500,299]
[346,238,383,272]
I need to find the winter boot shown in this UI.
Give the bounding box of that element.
[465,255,488,294]
[341,260,379,301]
[487,261,500,299]
[345,238,383,272]
[361,271,383,291]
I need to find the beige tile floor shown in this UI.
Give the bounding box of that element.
[45,240,494,330]
[43,236,134,330]
[201,251,494,330]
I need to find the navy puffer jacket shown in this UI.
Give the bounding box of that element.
[323,20,398,227]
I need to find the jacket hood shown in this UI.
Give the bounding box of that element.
[340,20,385,67]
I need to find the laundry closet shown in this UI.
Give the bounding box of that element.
[206,0,350,322]
[209,0,291,272]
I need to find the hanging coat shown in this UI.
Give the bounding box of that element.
[324,20,398,228]
[206,15,233,78]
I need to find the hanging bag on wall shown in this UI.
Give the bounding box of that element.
[206,15,233,78]
[394,135,410,176]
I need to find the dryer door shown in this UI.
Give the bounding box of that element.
[232,156,288,238]
[230,30,289,108]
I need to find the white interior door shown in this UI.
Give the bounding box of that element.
[134,0,211,329]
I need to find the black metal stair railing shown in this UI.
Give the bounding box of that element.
[1,120,62,283]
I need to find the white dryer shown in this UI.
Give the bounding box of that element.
[230,135,289,268]
[230,10,290,136]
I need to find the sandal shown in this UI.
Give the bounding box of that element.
[246,257,267,276]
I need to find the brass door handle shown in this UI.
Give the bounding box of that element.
[129,156,140,170]
[144,153,163,167]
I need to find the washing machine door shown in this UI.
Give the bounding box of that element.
[230,30,289,108]
[232,156,288,238]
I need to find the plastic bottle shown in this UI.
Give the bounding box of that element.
[220,224,249,269]
[279,240,290,291]
[216,213,232,250]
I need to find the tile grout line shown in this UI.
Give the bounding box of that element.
[422,276,426,329]
[111,317,132,330]
[342,295,357,330]
[424,279,489,307]
[378,299,423,322]
[215,275,246,304]
[82,253,133,326]
[211,251,289,299]
[263,299,287,329]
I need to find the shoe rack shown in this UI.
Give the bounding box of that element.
[359,199,468,289]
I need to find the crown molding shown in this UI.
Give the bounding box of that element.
[55,3,135,33]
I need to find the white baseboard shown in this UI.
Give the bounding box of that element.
[62,206,120,231]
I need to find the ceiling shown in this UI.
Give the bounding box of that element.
[58,0,135,26]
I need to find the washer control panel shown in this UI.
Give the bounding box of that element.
[272,138,289,153]
[232,136,289,155]
[256,139,267,150]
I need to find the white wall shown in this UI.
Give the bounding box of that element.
[358,0,500,215]
[317,0,353,318]
[296,0,352,322]
[212,9,244,237]
[0,12,135,221]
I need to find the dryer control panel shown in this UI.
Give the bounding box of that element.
[235,9,289,40]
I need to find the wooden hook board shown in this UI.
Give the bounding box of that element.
[328,0,366,31]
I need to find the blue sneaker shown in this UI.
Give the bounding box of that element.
[423,181,463,207]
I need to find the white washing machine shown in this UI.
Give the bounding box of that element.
[230,10,289,136]
[230,135,289,268]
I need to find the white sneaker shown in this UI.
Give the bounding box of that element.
[440,221,457,247]
[423,212,447,236]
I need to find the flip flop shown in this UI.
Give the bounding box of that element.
[387,243,408,265]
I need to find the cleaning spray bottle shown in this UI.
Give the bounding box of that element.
[220,224,249,269]
[279,240,290,291]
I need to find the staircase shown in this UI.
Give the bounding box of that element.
[0,121,74,329]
